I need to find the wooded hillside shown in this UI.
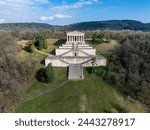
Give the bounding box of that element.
[0,33,32,112]
[1,20,150,32]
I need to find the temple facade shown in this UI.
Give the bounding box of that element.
[66,31,85,43]
[45,31,106,80]
[45,31,106,67]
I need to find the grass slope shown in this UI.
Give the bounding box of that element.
[16,69,144,113]
[15,39,145,112]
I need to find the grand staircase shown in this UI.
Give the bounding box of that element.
[68,64,84,80]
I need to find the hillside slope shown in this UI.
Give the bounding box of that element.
[64,20,150,31]
[0,20,150,31]
[0,23,60,31]
[15,39,146,113]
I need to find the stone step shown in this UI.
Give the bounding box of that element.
[68,64,84,80]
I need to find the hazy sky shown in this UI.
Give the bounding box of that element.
[0,0,150,25]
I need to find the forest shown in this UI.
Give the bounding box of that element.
[102,31,150,106]
[0,32,32,112]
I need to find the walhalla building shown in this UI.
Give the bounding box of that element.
[45,31,106,80]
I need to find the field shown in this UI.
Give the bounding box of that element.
[15,39,146,112]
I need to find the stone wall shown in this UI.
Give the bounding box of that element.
[45,56,106,67]
[55,48,72,55]
[45,57,69,67]
[82,58,107,67]
[78,49,96,56]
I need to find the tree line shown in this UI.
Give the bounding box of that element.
[0,33,32,112]
[1,20,150,32]
[100,31,150,106]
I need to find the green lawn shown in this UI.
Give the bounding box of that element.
[15,39,146,113]
[17,39,65,61]
[22,67,67,98]
[16,68,145,113]
[92,40,120,57]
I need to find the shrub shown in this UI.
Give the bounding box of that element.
[33,35,47,50]
[94,66,107,76]
[36,64,54,83]
[25,40,34,53]
[91,33,104,44]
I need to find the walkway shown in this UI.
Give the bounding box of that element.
[21,80,70,103]
[34,48,51,56]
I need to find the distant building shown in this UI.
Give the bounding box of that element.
[45,31,106,80]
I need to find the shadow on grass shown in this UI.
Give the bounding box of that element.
[53,39,66,46]
[67,66,69,79]
[50,49,55,55]
[40,55,48,65]
[22,46,32,53]
[40,59,45,65]
[48,39,66,55]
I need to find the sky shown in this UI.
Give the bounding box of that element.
[0,0,150,25]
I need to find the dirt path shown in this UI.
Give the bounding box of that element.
[21,80,70,104]
[80,94,87,112]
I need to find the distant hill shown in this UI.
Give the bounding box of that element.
[0,23,60,32]
[63,20,150,31]
[0,20,150,32]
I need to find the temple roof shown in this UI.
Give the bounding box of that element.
[67,30,84,35]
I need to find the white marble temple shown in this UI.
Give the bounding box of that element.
[45,31,106,67]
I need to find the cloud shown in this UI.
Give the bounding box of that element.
[40,14,72,21]
[53,0,100,11]
[0,0,101,24]
[0,0,49,4]
[55,14,71,19]
[0,19,5,23]
[41,16,54,21]
[0,0,51,23]
[0,0,49,7]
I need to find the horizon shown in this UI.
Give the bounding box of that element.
[0,0,150,25]
[0,19,149,26]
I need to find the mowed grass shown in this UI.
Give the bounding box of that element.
[32,39,61,60]
[22,67,67,98]
[17,39,64,61]
[16,69,145,113]
[91,40,120,57]
[15,39,145,113]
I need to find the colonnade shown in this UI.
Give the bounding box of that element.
[67,35,84,42]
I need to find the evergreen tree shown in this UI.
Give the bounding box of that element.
[92,33,104,44]
[45,64,54,83]
[36,64,54,83]
[26,40,34,53]
[34,35,47,50]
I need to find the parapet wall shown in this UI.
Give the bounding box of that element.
[45,56,106,67]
